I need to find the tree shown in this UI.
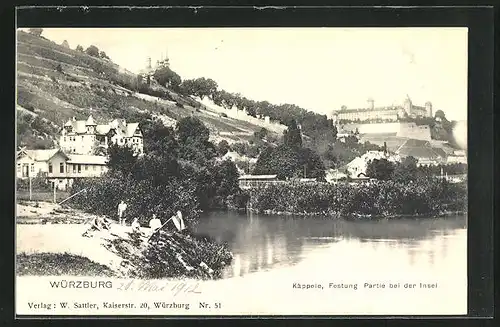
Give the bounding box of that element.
[217,140,230,156]
[56,63,63,73]
[176,117,210,145]
[434,110,446,120]
[392,156,418,182]
[99,51,110,60]
[283,119,302,149]
[28,28,43,37]
[107,144,138,176]
[176,117,216,165]
[254,128,268,140]
[253,144,325,180]
[85,45,100,57]
[298,147,326,180]
[211,159,241,207]
[253,145,300,179]
[76,45,84,52]
[153,66,182,90]
[366,158,395,180]
[180,77,218,99]
[61,40,70,48]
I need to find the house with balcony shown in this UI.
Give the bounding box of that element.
[16,148,109,190]
[59,115,144,156]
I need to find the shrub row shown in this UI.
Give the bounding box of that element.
[69,174,200,227]
[247,178,467,218]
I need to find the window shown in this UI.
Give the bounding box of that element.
[63,137,66,142]
[85,165,88,171]
[60,163,64,173]
[30,164,34,172]
[78,164,81,173]
[93,165,96,171]
[72,164,76,173]
[17,164,20,173]
[48,163,53,173]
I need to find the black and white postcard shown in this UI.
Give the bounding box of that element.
[15,25,469,316]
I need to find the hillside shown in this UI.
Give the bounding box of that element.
[16,30,285,149]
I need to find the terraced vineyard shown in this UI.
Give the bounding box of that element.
[16,30,280,148]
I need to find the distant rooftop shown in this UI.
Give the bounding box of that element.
[239,175,278,180]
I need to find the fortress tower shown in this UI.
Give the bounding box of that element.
[367,98,374,110]
[403,95,412,115]
[425,101,433,117]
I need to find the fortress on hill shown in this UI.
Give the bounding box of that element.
[331,95,433,123]
[332,96,436,143]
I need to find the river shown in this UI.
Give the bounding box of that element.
[195,211,467,280]
[189,211,468,315]
[16,211,468,316]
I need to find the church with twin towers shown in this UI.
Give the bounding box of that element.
[139,49,170,84]
[331,95,433,123]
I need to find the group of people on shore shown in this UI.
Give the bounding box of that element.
[83,200,186,238]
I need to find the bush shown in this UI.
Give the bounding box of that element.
[16,176,52,191]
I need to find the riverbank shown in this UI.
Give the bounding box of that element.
[247,208,467,220]
[16,202,233,279]
[246,179,467,219]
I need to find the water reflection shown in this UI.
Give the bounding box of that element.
[194,211,467,279]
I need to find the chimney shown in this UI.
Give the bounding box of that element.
[147,57,152,69]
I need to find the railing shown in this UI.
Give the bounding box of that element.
[239,179,321,189]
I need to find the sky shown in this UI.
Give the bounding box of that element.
[35,28,468,121]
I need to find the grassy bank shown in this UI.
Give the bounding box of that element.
[247,179,467,219]
[108,231,233,279]
[16,220,233,279]
[17,190,70,203]
[17,252,116,276]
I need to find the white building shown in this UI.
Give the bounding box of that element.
[332,96,432,123]
[59,115,144,156]
[16,148,108,190]
[16,148,60,179]
[345,151,401,178]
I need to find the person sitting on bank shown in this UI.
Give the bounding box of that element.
[149,214,162,231]
[131,218,141,233]
[99,216,111,230]
[82,216,106,237]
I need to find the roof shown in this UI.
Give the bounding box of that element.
[64,116,141,137]
[392,138,448,160]
[96,124,111,135]
[20,149,68,162]
[125,123,140,137]
[62,119,88,134]
[86,115,97,126]
[68,154,108,165]
[239,175,277,180]
[337,106,402,113]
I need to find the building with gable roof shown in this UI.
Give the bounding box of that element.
[59,115,144,156]
[394,139,448,166]
[16,148,63,179]
[17,147,109,190]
